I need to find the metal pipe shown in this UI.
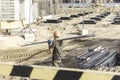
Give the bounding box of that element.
[82,0,85,29]
[96,51,117,67]
[95,51,115,66]
[85,49,109,68]
[22,34,95,46]
[80,48,104,60]
[77,46,103,62]
[78,48,110,69]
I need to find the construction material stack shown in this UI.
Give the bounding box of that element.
[77,46,117,69]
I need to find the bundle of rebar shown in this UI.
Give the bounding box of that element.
[77,46,117,69]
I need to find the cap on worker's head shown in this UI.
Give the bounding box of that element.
[53,31,60,38]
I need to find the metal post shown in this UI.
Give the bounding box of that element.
[60,0,63,15]
[52,0,55,18]
[74,0,76,14]
[82,0,85,29]
[24,0,35,34]
[24,0,32,24]
[49,0,52,15]
[54,0,58,15]
[0,0,2,21]
[29,0,32,24]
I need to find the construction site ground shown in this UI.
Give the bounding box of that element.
[0,13,120,72]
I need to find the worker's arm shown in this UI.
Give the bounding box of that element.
[59,40,63,45]
[47,40,55,51]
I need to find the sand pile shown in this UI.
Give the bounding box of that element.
[0,36,25,49]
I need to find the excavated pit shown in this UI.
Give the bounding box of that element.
[32,38,120,70]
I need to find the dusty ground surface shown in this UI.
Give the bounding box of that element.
[0,11,120,80]
[0,13,120,70]
[31,13,120,68]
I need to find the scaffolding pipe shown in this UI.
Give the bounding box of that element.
[23,34,95,46]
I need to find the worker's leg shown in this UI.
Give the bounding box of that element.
[52,61,55,67]
[52,59,59,67]
[54,61,59,67]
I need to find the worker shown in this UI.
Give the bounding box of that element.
[48,31,63,67]
[117,48,120,65]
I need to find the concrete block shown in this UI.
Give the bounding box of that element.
[79,29,89,35]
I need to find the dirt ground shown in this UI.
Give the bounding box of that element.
[31,13,120,68]
[0,13,120,70]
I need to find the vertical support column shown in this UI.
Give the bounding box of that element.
[49,0,53,15]
[54,0,59,15]
[82,0,85,29]
[24,0,33,24]
[0,0,2,20]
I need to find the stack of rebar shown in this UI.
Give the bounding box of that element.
[77,46,117,69]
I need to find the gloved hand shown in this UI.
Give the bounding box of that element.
[48,40,51,44]
[59,40,63,45]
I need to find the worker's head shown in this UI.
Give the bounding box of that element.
[53,31,60,38]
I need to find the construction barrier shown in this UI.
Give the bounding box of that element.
[0,63,120,80]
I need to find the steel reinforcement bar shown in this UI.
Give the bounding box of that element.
[0,63,120,80]
[22,34,95,46]
[95,51,117,67]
